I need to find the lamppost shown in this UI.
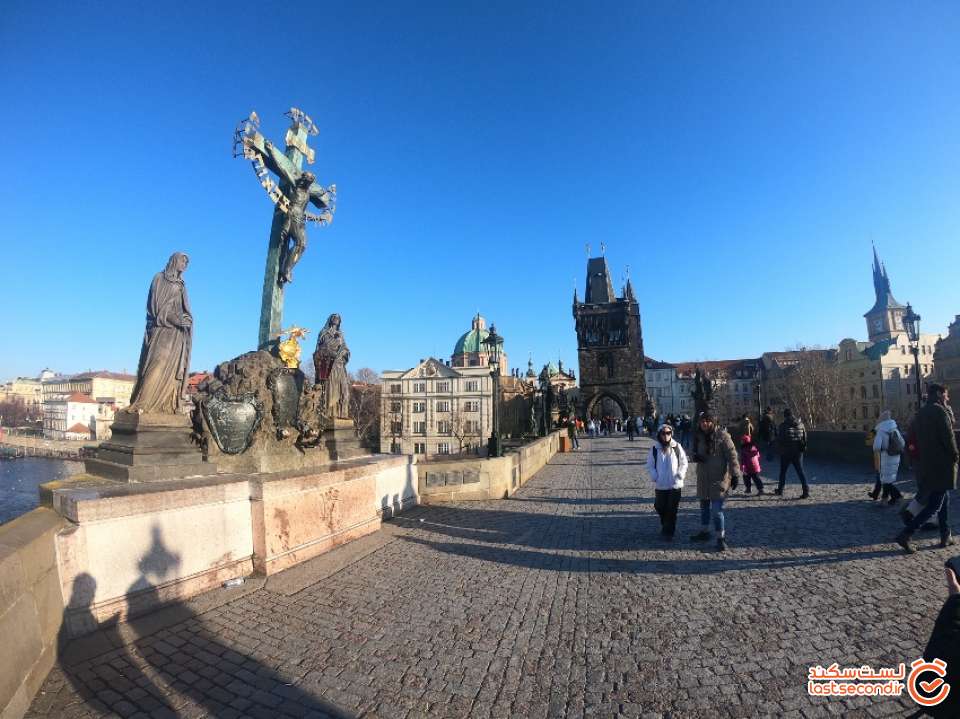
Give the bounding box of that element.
[482,324,504,457]
[904,303,923,411]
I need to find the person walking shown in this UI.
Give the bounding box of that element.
[625,415,636,441]
[647,423,688,540]
[774,408,810,499]
[679,414,692,450]
[587,418,596,437]
[689,412,741,551]
[566,417,580,450]
[739,434,764,494]
[759,407,777,462]
[870,410,904,505]
[896,384,959,553]
[917,558,960,719]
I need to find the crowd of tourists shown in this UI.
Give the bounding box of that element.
[563,383,958,557]
[563,386,960,708]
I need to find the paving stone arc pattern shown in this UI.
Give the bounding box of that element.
[27,436,956,718]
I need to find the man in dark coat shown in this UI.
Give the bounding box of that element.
[918,560,960,718]
[897,385,959,553]
[774,408,810,499]
[759,407,777,461]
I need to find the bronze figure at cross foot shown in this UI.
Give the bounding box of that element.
[234,108,337,349]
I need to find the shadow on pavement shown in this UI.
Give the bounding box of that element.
[51,524,353,719]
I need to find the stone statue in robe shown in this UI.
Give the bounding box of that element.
[313,313,351,420]
[128,253,193,414]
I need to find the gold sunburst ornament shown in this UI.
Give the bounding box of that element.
[278,326,309,368]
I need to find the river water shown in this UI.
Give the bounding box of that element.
[0,458,83,525]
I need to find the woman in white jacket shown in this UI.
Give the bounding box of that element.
[872,410,904,505]
[647,424,689,539]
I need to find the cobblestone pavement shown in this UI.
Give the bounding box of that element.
[28,436,957,718]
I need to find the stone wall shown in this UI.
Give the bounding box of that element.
[0,509,66,719]
[418,431,561,503]
[44,455,415,638]
[805,430,873,465]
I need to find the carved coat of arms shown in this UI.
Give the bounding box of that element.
[202,390,263,455]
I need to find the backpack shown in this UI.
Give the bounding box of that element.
[652,444,682,472]
[886,429,904,456]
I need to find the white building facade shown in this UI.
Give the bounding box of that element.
[381,358,494,458]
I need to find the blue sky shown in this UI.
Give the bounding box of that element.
[1,1,958,379]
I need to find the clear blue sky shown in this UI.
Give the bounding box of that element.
[1,1,958,379]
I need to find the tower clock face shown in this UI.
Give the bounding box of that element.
[874,319,883,331]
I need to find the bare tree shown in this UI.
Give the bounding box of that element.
[775,347,842,429]
[348,368,381,448]
[0,397,29,427]
[449,407,482,454]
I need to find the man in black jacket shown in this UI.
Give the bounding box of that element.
[897,385,959,553]
[759,407,777,461]
[918,560,960,718]
[775,408,810,499]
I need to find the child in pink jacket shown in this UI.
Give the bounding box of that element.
[740,434,764,494]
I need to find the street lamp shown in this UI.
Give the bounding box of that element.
[482,324,504,457]
[904,303,923,410]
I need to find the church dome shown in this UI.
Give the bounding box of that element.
[452,313,489,356]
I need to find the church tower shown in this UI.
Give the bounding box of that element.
[864,246,907,342]
[573,256,648,417]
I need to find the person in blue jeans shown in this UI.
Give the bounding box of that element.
[897,384,958,553]
[689,411,741,551]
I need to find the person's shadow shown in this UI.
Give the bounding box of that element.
[53,524,353,717]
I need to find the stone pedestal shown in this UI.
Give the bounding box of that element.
[324,417,365,461]
[85,411,217,483]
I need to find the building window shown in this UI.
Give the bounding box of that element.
[390,384,401,394]
[413,382,426,393]
[465,420,480,433]
[861,406,868,419]
[390,442,401,454]
[436,381,450,393]
[872,385,879,398]
[437,420,451,433]
[413,402,426,413]
[390,420,402,434]
[464,401,480,412]
[390,401,401,412]
[465,380,479,392]
[414,442,426,454]
[860,386,867,399]
[435,401,451,413]
[437,442,451,455]
[413,421,426,434]
[469,358,480,367]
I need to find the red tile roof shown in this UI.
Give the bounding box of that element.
[66,392,98,404]
[66,423,91,434]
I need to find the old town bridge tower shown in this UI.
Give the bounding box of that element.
[572,256,648,418]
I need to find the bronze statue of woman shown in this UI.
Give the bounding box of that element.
[313,313,351,419]
[128,252,193,414]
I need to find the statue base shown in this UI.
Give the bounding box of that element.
[85,411,217,483]
[324,417,366,461]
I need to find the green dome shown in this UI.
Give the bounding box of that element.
[453,327,490,356]
[547,361,559,375]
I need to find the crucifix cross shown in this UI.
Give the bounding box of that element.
[234,108,337,350]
